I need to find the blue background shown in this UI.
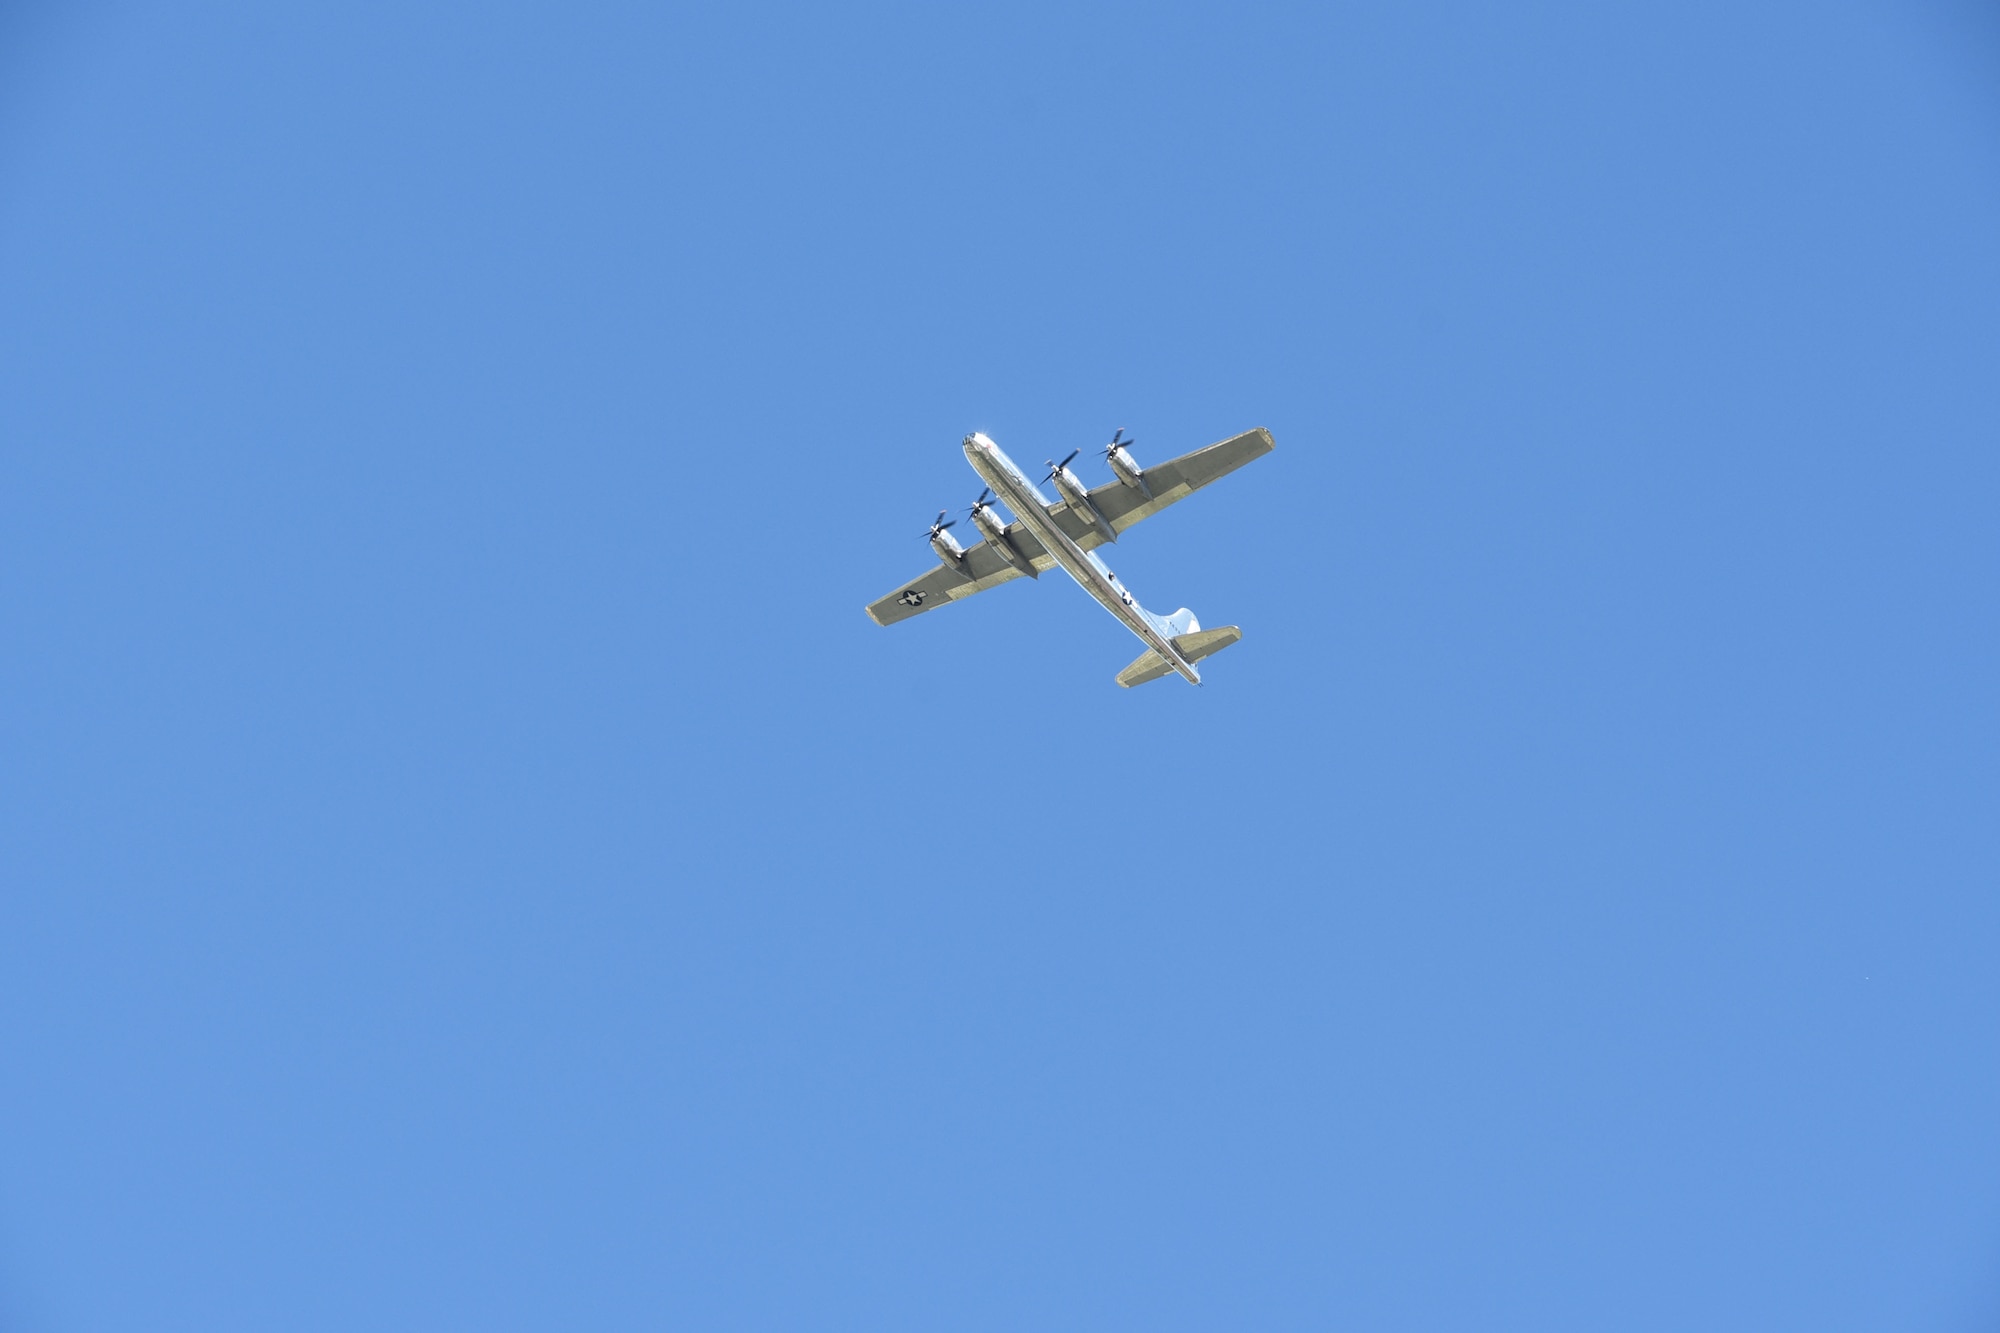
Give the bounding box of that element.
[3,2,1997,1328]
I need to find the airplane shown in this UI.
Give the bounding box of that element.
[866,427,1275,686]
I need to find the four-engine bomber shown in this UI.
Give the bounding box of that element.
[866,426,1276,687]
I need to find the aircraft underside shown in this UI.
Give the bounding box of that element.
[866,427,1275,687]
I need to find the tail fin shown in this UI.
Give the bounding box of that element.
[1115,626,1244,688]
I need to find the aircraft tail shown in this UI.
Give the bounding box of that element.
[1115,626,1243,688]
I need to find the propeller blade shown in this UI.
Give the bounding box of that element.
[1059,448,1080,468]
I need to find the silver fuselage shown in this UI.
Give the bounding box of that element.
[962,432,1201,685]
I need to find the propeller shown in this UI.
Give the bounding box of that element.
[1042,449,1081,483]
[967,487,995,515]
[927,509,956,537]
[1103,427,1136,457]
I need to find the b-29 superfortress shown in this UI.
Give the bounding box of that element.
[866,427,1275,687]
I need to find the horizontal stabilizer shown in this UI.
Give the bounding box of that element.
[1115,626,1243,688]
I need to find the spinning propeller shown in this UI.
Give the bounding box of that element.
[1042,449,1081,483]
[967,487,995,515]
[927,509,956,537]
[1103,427,1135,457]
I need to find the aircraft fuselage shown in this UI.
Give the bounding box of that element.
[962,432,1202,685]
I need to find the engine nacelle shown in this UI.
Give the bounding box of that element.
[1106,443,1150,496]
[969,502,1008,545]
[1051,463,1116,544]
[1049,463,1091,511]
[930,525,966,567]
[970,501,1037,577]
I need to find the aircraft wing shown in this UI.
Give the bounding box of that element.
[1046,427,1274,549]
[864,532,1058,626]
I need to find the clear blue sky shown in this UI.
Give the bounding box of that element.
[2,2,1996,1328]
